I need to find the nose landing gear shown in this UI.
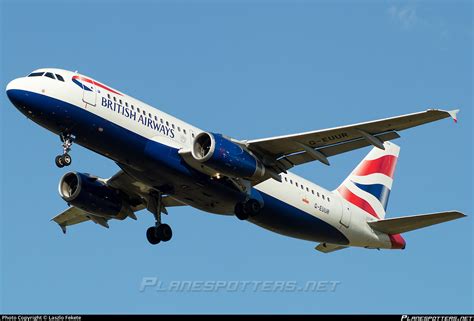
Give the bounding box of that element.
[55,133,74,168]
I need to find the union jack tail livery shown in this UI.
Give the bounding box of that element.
[337,141,400,220]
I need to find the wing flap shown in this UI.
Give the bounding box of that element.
[368,211,466,235]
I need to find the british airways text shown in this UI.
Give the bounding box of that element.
[101,97,175,138]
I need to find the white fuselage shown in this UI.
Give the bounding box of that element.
[6,68,397,250]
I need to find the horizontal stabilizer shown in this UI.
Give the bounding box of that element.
[315,243,348,253]
[368,211,466,235]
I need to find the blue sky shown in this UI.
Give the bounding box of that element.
[1,0,472,314]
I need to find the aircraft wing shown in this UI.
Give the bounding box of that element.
[52,207,91,233]
[246,109,459,174]
[52,170,185,233]
[52,206,110,233]
[107,170,187,210]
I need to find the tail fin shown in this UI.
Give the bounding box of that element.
[336,141,400,219]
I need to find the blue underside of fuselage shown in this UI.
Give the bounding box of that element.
[6,89,349,245]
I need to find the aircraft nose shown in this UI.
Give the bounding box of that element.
[6,78,29,110]
[6,78,21,102]
[6,77,21,93]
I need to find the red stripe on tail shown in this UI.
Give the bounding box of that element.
[337,185,379,219]
[354,155,398,178]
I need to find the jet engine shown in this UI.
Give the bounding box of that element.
[191,132,265,179]
[58,172,131,219]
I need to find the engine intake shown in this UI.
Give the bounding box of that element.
[191,132,265,179]
[59,172,130,219]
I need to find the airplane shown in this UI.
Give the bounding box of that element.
[5,68,466,253]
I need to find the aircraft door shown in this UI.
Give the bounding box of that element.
[82,79,96,106]
[340,202,351,228]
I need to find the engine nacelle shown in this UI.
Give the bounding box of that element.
[191,132,265,179]
[58,172,130,219]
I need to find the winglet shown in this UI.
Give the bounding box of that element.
[447,109,460,123]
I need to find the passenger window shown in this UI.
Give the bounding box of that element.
[166,121,169,126]
[172,124,175,129]
[137,108,140,113]
[55,74,65,81]
[317,192,320,197]
[107,94,111,99]
[154,115,158,121]
[119,99,122,105]
[284,177,288,182]
[45,72,55,79]
[28,72,44,77]
[160,119,164,124]
[143,110,146,115]
[311,190,315,195]
[113,97,117,102]
[290,179,293,184]
[295,182,298,187]
[322,195,325,200]
[192,133,195,138]
[327,197,330,202]
[125,102,128,107]
[301,185,304,190]
[178,126,181,132]
[306,187,309,192]
[131,105,134,110]
[183,129,187,134]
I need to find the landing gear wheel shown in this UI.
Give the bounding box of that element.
[156,224,173,242]
[146,226,161,245]
[235,202,249,220]
[245,199,261,217]
[55,155,64,168]
[61,154,72,166]
[146,191,174,245]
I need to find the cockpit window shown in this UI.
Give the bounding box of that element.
[45,72,56,80]
[55,74,64,82]
[28,72,44,77]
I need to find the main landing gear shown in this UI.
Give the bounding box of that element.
[146,191,173,245]
[55,133,74,168]
[234,199,261,220]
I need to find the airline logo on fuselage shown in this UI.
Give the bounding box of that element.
[101,97,175,138]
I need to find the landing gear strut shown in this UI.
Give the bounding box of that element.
[235,199,261,220]
[55,133,74,168]
[146,191,173,245]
